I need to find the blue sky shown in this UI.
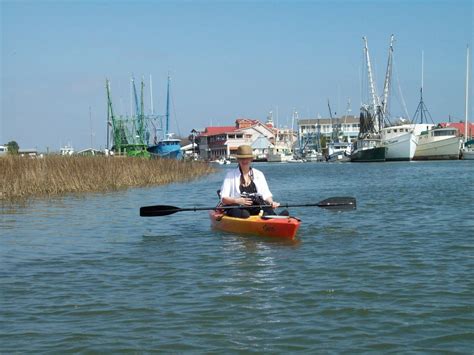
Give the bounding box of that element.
[1,0,472,151]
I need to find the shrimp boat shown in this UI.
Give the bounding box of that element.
[147,76,182,159]
[147,133,182,159]
[351,36,389,162]
[381,123,418,161]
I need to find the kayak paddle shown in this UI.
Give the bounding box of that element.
[140,196,356,217]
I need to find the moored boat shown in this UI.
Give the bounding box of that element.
[381,124,418,161]
[413,125,461,160]
[350,36,389,163]
[326,141,351,162]
[461,139,474,160]
[209,210,301,239]
[147,133,183,159]
[267,148,295,163]
[350,138,386,162]
[146,75,183,159]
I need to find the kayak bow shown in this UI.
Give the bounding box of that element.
[209,210,301,239]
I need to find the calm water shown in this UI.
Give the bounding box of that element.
[1,161,473,353]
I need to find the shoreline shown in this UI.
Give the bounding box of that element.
[0,156,216,202]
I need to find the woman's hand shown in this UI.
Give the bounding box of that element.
[237,197,253,206]
[266,200,280,209]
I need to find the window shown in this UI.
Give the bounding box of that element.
[434,130,456,136]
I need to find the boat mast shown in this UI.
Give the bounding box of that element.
[381,34,394,125]
[363,37,379,110]
[465,45,470,139]
[140,78,145,143]
[150,74,154,115]
[106,80,110,150]
[165,74,170,138]
[106,79,121,152]
[363,36,381,132]
[412,51,434,124]
[328,99,338,142]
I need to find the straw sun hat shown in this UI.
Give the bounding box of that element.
[235,145,254,159]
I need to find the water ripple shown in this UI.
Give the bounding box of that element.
[1,162,473,352]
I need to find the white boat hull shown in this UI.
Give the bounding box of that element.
[462,149,474,160]
[327,152,351,162]
[383,131,418,161]
[267,153,295,163]
[413,136,461,160]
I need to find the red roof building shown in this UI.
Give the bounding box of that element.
[197,118,277,160]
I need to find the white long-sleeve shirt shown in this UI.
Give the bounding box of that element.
[220,167,273,202]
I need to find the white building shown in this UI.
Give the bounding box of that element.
[297,116,360,144]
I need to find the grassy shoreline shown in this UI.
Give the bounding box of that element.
[0,156,216,201]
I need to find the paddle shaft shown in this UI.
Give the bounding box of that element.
[140,197,356,217]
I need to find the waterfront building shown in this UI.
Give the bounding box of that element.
[197,118,275,160]
[297,115,360,145]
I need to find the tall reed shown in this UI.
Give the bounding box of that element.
[0,156,216,201]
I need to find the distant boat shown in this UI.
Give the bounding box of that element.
[412,125,461,160]
[217,157,231,165]
[350,104,387,162]
[350,36,387,163]
[462,139,474,160]
[408,48,462,160]
[267,148,295,163]
[350,137,387,162]
[381,123,418,161]
[147,75,182,159]
[325,100,351,162]
[302,149,324,162]
[148,133,182,159]
[60,144,74,156]
[326,141,351,162]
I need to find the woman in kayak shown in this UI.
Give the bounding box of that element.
[220,144,287,218]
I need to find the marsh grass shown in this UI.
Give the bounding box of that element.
[0,156,216,201]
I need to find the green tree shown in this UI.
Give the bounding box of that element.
[6,141,19,154]
[320,135,327,148]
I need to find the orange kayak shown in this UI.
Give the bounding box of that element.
[209,210,301,239]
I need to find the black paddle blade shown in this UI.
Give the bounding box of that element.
[140,205,181,217]
[316,197,356,210]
